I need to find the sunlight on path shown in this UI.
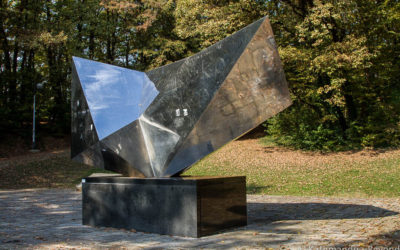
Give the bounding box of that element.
[0,189,399,249]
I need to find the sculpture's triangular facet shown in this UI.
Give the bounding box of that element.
[72,57,159,140]
[138,115,180,176]
[71,17,292,177]
[101,120,153,177]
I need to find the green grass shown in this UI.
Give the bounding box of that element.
[186,141,400,198]
[259,136,278,147]
[1,139,400,197]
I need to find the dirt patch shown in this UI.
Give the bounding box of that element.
[0,151,95,189]
[0,149,69,169]
[0,133,70,159]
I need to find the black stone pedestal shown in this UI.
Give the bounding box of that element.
[82,176,247,237]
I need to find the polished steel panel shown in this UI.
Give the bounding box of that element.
[73,57,158,140]
[71,17,291,177]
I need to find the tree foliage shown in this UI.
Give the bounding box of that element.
[1,0,399,150]
[267,0,400,150]
[0,0,185,136]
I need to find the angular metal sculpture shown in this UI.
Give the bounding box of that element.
[71,17,292,177]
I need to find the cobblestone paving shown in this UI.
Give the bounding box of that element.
[0,189,399,249]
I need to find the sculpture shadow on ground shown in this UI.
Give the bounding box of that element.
[247,202,398,223]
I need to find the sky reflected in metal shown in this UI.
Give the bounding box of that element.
[73,57,159,139]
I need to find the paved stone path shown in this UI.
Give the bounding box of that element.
[0,189,399,249]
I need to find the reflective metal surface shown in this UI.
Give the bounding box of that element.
[71,17,291,177]
[73,57,158,140]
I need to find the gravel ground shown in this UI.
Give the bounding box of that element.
[0,189,399,249]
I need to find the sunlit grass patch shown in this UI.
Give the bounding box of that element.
[187,138,400,198]
[1,138,399,197]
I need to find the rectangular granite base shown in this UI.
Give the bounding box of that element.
[82,176,247,237]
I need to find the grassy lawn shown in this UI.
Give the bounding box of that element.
[1,138,399,197]
[188,156,400,197]
[187,137,400,198]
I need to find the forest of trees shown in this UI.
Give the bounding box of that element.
[1,0,399,150]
